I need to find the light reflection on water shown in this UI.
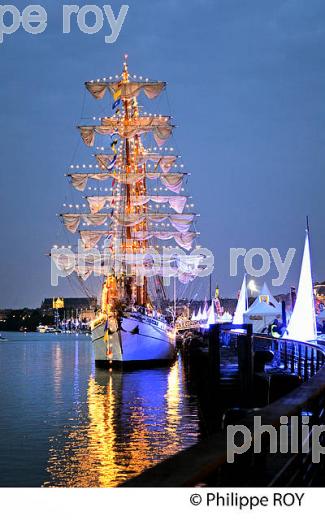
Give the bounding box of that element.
[0,333,201,487]
[45,355,200,487]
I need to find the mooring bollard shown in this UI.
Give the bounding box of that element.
[237,324,254,406]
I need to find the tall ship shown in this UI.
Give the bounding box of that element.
[57,56,199,366]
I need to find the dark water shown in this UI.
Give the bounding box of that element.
[0,332,204,487]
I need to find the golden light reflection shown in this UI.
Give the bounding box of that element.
[85,375,119,486]
[164,358,182,453]
[45,359,199,488]
[86,372,154,486]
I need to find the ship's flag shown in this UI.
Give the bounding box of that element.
[107,133,119,170]
[107,156,117,171]
[112,99,121,110]
[112,89,122,110]
[111,139,118,155]
[104,318,109,343]
[113,89,122,100]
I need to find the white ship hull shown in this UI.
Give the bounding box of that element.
[92,313,176,366]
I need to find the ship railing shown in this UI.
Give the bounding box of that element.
[252,333,325,382]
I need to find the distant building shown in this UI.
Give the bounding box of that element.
[40,297,98,319]
[0,309,12,323]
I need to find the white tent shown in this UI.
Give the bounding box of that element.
[207,303,216,326]
[259,281,281,310]
[196,307,203,321]
[243,298,282,333]
[221,311,233,323]
[201,300,208,321]
[243,281,282,333]
[285,230,317,342]
[200,303,216,329]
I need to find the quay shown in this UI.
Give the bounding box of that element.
[122,323,325,487]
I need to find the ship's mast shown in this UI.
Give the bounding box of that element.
[60,56,199,318]
[119,55,148,307]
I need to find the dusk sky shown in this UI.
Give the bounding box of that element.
[1,0,325,308]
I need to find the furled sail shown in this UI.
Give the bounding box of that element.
[132,231,197,251]
[80,230,111,248]
[68,171,185,193]
[79,229,197,250]
[62,213,110,233]
[85,80,166,101]
[68,173,112,191]
[79,116,173,147]
[113,213,194,232]
[63,212,195,234]
[96,153,177,173]
[146,173,185,193]
[86,195,187,214]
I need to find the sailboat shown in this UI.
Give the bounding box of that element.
[58,56,199,366]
